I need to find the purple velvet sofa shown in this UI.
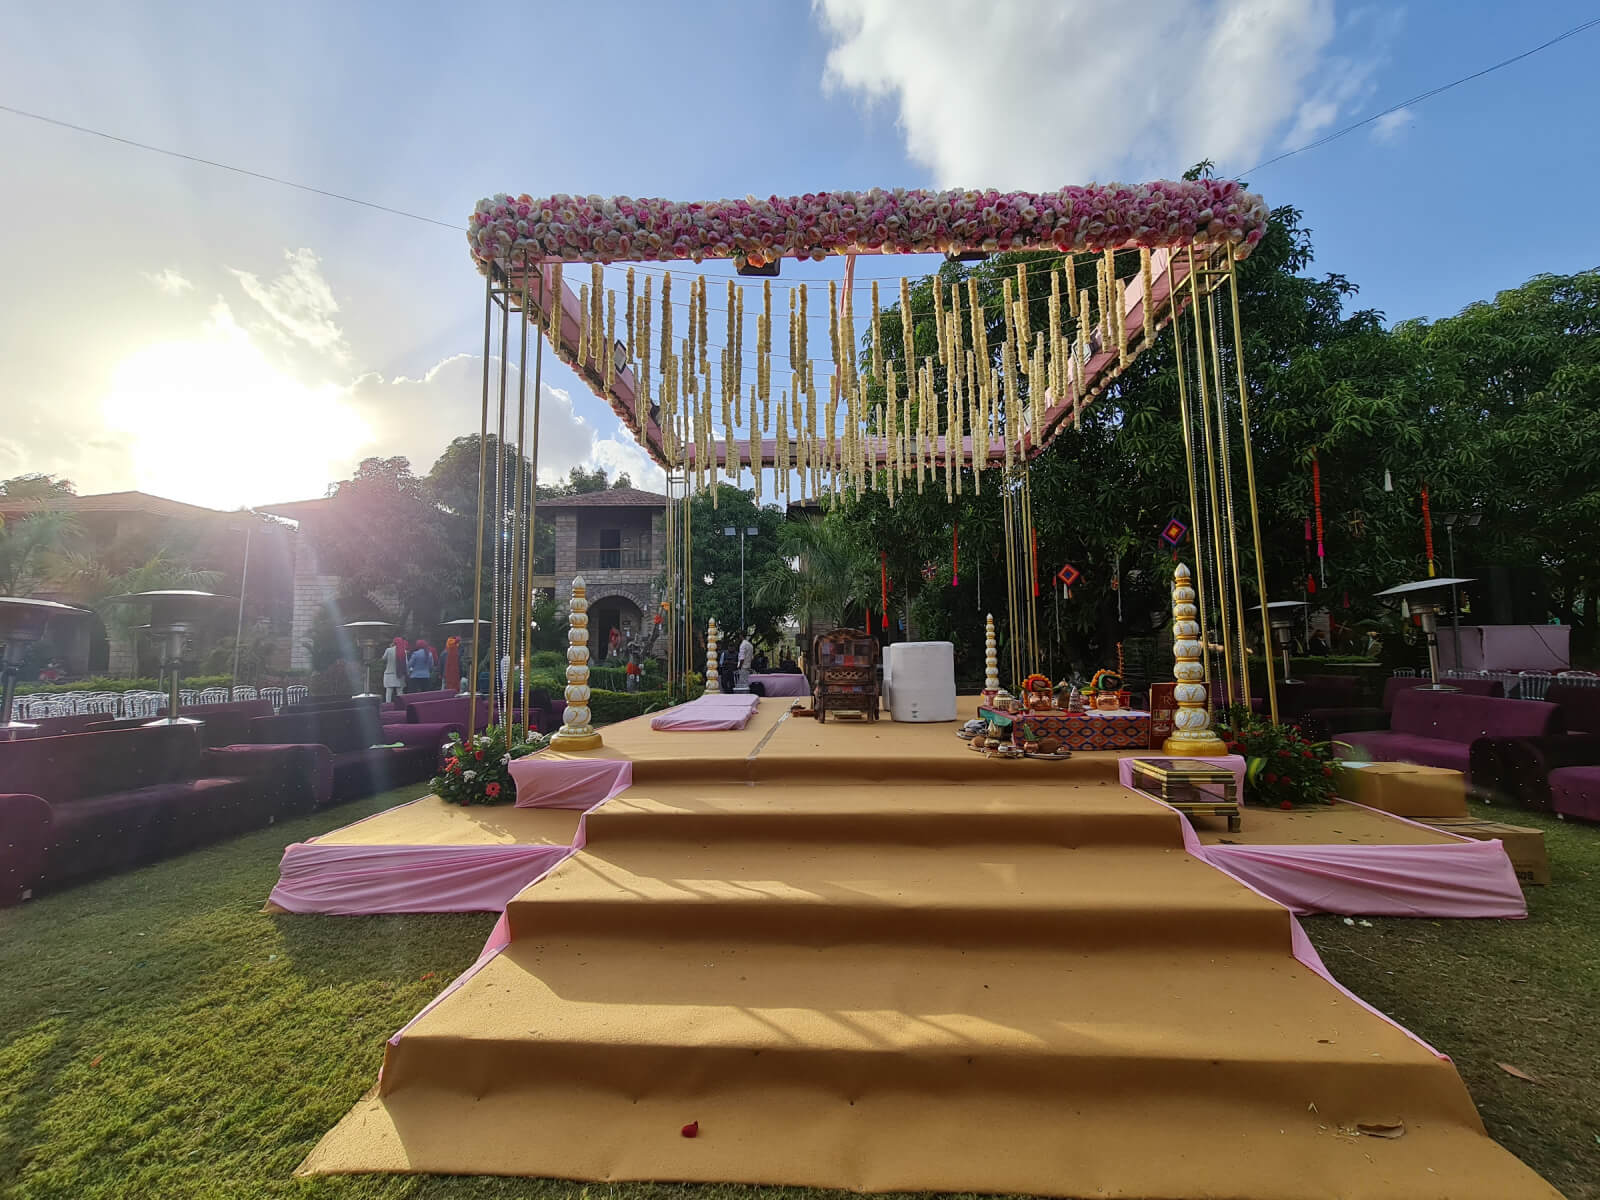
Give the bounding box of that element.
[403,691,560,735]
[1467,683,1600,819]
[1343,688,1563,773]
[154,698,276,747]
[1302,674,1505,742]
[0,724,331,904]
[248,704,459,801]
[381,688,456,721]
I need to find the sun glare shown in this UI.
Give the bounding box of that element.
[102,304,371,510]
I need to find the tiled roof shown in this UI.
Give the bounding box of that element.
[537,487,668,509]
[0,490,233,519]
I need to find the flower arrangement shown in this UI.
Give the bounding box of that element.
[432,724,549,807]
[468,180,1269,273]
[1218,706,1341,809]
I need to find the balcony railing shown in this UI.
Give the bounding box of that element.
[576,547,653,571]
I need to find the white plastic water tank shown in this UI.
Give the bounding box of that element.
[885,641,957,722]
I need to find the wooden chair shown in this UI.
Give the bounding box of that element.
[810,628,880,723]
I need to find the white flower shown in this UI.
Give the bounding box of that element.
[463,770,477,781]
[501,755,511,765]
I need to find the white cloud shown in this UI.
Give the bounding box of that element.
[231,247,348,360]
[1371,106,1414,144]
[143,267,193,295]
[815,0,1377,185]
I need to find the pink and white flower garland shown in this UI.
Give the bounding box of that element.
[468,180,1269,272]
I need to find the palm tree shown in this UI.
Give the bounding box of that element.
[751,516,875,644]
[0,508,78,596]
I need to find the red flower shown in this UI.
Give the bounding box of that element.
[1276,749,1292,759]
[448,760,461,773]
[1280,799,1294,810]
[1302,749,1314,759]
[485,781,502,798]
[1322,766,1334,777]
[1264,772,1278,784]
[474,750,484,760]
[1226,742,1242,754]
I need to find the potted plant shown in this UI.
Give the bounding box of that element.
[1216,706,1342,809]
[432,723,549,806]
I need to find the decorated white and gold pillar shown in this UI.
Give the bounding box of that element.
[983,613,1000,701]
[550,575,602,751]
[1164,563,1228,757]
[705,619,720,691]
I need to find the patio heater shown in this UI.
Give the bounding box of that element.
[0,596,93,736]
[440,617,490,695]
[341,620,394,699]
[1374,577,1475,692]
[108,590,230,726]
[1251,601,1307,685]
[1438,512,1480,669]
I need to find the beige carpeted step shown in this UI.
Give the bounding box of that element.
[504,838,1291,950]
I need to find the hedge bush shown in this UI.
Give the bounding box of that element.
[588,689,672,725]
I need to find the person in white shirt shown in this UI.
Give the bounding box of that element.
[738,632,755,673]
[381,639,405,702]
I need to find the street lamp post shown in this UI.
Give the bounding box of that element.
[1438,513,1480,671]
[722,524,759,632]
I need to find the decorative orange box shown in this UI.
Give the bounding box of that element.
[1149,683,1177,749]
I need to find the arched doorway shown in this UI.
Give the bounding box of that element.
[588,593,644,665]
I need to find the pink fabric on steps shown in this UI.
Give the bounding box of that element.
[509,756,633,808]
[267,841,574,914]
[1116,755,1526,919]
[650,693,761,731]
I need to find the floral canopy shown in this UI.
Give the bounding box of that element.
[467,179,1268,503]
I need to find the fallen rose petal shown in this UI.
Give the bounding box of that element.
[680,1121,699,1138]
[1496,1062,1541,1083]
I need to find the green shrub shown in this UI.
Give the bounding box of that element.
[588,688,671,725]
[530,650,566,670]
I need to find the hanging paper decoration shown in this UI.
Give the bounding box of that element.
[1160,518,1188,547]
[1421,486,1436,576]
[1306,573,1316,595]
[952,524,959,587]
[1383,468,1394,493]
[1311,453,1326,587]
[1056,563,1080,602]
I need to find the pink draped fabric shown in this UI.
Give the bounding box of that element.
[268,840,575,915]
[510,756,633,808]
[1198,838,1525,919]
[751,673,811,697]
[650,693,761,731]
[1117,755,1526,919]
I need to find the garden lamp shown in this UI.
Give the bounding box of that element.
[107,590,231,726]
[1251,601,1307,685]
[341,620,394,698]
[0,596,93,735]
[1374,578,1475,692]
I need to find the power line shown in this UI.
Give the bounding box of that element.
[0,102,463,231]
[1242,15,1600,175]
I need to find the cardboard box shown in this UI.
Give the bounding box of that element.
[1428,818,1550,886]
[1338,761,1468,819]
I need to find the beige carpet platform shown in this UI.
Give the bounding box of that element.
[301,699,1558,1199]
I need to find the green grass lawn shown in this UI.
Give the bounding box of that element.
[2,790,1595,1200]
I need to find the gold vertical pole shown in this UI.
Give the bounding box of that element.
[1021,467,1041,676]
[492,274,511,726]
[1170,306,1214,699]
[1001,478,1020,690]
[664,472,677,694]
[1185,248,1235,705]
[1208,286,1252,706]
[513,260,531,730]
[468,270,494,739]
[522,267,547,730]
[1228,244,1280,725]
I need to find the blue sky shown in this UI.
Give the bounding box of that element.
[3,0,1597,510]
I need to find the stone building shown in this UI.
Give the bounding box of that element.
[540,487,668,657]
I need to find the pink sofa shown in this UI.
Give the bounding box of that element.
[1344,689,1563,773]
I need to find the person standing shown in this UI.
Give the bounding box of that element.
[407,639,432,693]
[382,637,406,703]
